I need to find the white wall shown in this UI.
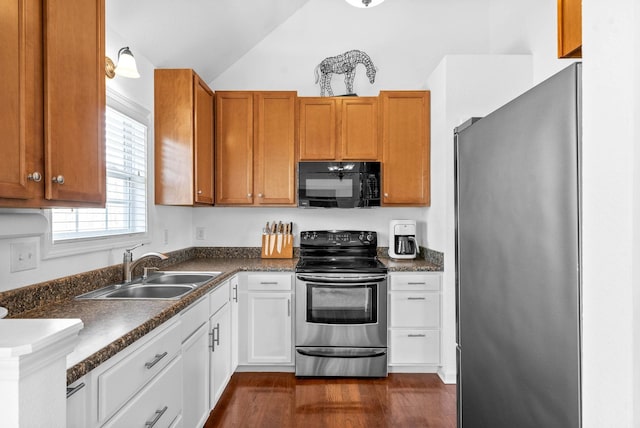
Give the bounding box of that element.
[191,207,426,248]
[581,0,639,426]
[211,0,492,95]
[427,54,533,383]
[488,0,575,84]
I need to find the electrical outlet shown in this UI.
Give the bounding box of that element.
[10,241,38,272]
[196,227,206,240]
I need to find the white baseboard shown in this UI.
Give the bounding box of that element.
[437,366,457,384]
[235,365,295,373]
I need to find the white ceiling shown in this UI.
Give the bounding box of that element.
[106,0,312,83]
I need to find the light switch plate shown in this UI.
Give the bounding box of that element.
[10,241,38,272]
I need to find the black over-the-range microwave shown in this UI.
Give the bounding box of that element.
[297,161,381,208]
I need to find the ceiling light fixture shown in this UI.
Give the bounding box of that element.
[345,0,385,8]
[105,47,141,79]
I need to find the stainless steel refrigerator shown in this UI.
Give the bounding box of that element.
[454,63,582,428]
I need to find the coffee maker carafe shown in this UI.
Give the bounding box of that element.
[389,220,418,259]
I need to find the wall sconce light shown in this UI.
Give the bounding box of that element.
[105,47,140,79]
[345,0,385,7]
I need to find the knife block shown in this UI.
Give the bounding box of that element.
[261,233,293,259]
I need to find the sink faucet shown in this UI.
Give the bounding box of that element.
[123,244,169,283]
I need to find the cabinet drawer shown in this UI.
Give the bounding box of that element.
[210,280,230,315]
[389,330,440,365]
[98,321,181,421]
[390,273,441,291]
[102,355,182,428]
[390,292,440,328]
[181,296,209,342]
[247,273,292,291]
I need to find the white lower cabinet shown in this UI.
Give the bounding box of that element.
[102,355,183,428]
[66,376,89,428]
[209,302,231,406]
[388,272,442,370]
[247,292,292,363]
[181,297,210,428]
[230,275,239,372]
[239,273,294,366]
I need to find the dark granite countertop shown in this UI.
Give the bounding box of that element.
[12,254,441,384]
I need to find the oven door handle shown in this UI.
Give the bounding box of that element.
[296,348,387,359]
[296,274,387,283]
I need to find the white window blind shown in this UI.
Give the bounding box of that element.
[51,106,147,242]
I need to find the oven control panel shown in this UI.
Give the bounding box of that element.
[300,230,377,246]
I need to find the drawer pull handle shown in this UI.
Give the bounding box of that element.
[260,281,279,285]
[407,282,427,285]
[66,382,85,398]
[407,297,426,300]
[287,298,291,317]
[144,352,168,369]
[145,406,168,427]
[210,324,220,352]
[408,334,427,338]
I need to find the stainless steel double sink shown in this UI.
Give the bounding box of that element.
[76,271,221,300]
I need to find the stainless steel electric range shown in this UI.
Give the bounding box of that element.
[294,230,388,377]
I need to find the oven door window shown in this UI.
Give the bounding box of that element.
[306,284,377,324]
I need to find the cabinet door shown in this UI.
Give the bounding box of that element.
[298,98,337,160]
[557,0,582,58]
[215,92,254,204]
[341,97,379,160]
[389,329,440,365]
[154,69,196,205]
[247,292,292,364]
[254,92,296,205]
[66,377,88,428]
[0,0,42,200]
[44,0,105,204]
[210,303,231,408]
[381,91,430,206]
[102,355,182,428]
[193,76,214,204]
[390,292,440,329]
[230,275,239,372]
[182,323,210,428]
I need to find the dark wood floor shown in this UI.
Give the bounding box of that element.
[204,372,457,428]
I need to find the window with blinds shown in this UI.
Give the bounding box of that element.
[51,106,147,242]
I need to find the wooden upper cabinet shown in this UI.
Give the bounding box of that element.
[155,69,214,205]
[215,92,254,205]
[0,0,42,201]
[299,98,337,160]
[381,91,430,206]
[254,92,297,205]
[216,91,296,206]
[340,97,379,160]
[0,0,105,207]
[298,97,379,161]
[558,0,582,58]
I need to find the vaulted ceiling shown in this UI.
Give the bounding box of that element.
[107,0,312,83]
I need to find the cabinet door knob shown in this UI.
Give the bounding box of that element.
[52,175,65,184]
[384,193,389,197]
[247,193,252,198]
[27,172,42,182]
[258,193,263,198]
[197,190,203,194]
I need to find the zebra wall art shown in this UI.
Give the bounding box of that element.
[314,50,377,96]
